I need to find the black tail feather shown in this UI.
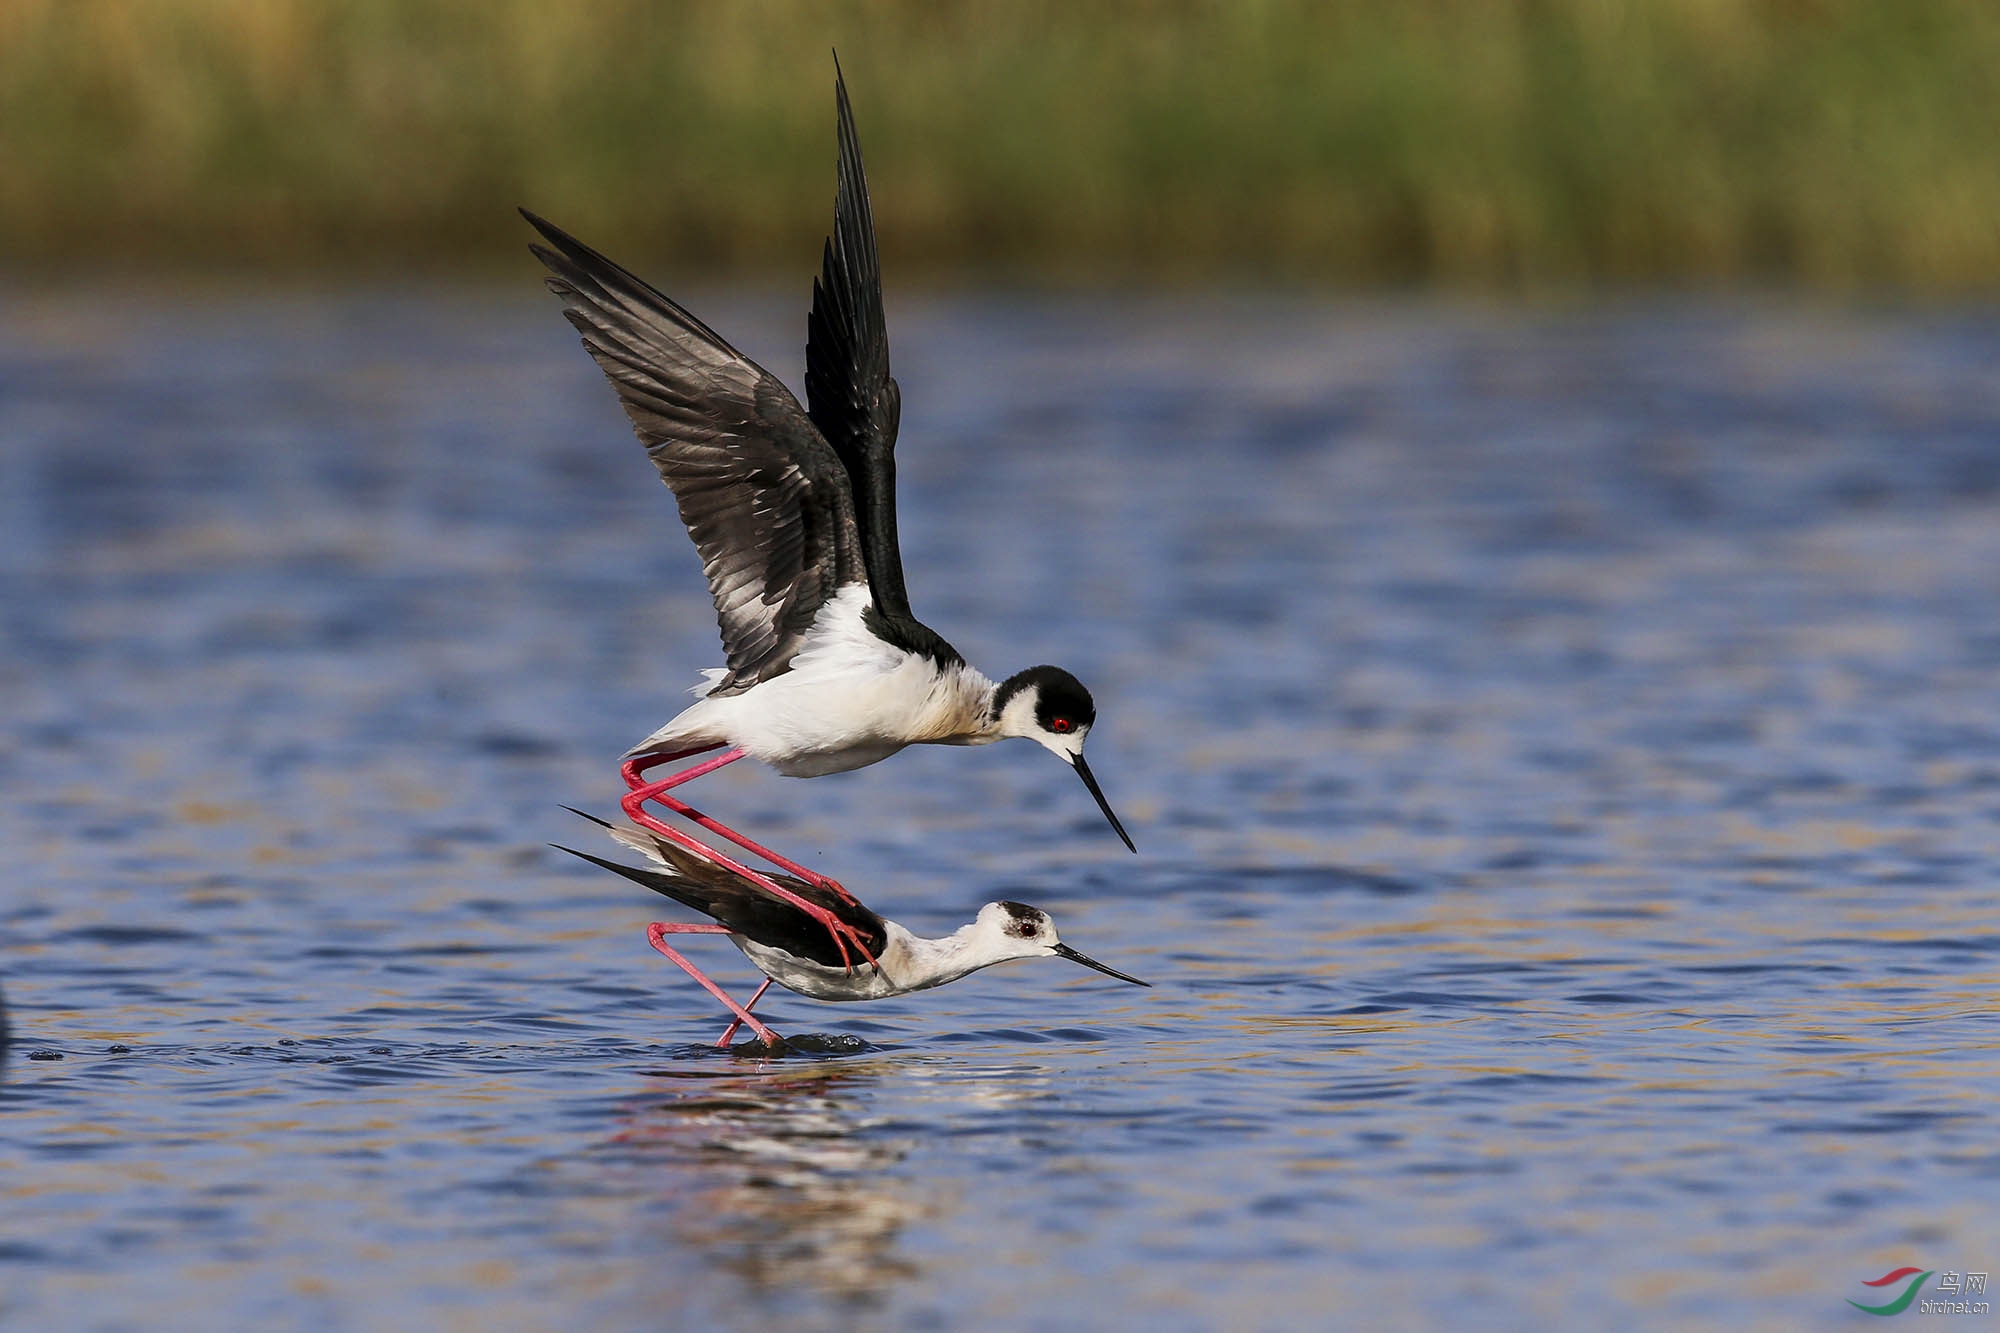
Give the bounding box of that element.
[558,807,734,882]
[551,826,891,971]
[549,843,712,916]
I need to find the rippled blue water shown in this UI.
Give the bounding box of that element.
[3,289,1999,1329]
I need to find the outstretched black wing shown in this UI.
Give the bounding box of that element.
[805,59,912,620]
[553,832,889,972]
[527,210,867,694]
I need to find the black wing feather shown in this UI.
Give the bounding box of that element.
[805,59,912,620]
[553,841,889,970]
[525,209,866,693]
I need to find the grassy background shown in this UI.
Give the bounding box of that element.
[3,0,1999,288]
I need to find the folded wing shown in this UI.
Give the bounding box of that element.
[554,832,890,972]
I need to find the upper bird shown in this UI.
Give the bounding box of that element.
[524,62,1132,970]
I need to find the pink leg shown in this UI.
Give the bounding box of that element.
[619,750,877,976]
[621,749,851,897]
[647,922,783,1047]
[714,978,774,1048]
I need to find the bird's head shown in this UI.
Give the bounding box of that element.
[991,665,1135,851]
[972,901,1150,986]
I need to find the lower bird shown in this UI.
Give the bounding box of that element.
[554,812,1149,1049]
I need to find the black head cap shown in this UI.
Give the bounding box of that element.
[993,665,1096,731]
[996,900,1052,939]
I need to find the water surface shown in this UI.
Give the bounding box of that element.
[3,290,1999,1329]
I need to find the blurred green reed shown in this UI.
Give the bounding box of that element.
[3,0,1998,288]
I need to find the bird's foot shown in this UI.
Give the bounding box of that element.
[724,1017,784,1048]
[809,909,880,978]
[800,870,861,906]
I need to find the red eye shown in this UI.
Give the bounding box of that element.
[1050,718,1073,734]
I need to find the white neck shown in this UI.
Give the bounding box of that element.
[925,663,1004,745]
[886,919,1025,993]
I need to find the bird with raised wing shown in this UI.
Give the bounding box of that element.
[554,811,1149,1049]
[524,62,1133,973]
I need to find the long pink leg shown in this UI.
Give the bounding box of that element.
[621,750,851,897]
[714,978,774,1048]
[618,750,877,975]
[647,922,783,1047]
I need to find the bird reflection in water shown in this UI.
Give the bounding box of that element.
[604,1059,924,1303]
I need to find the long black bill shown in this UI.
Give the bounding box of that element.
[1052,942,1150,987]
[1071,753,1137,852]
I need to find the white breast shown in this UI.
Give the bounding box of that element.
[645,587,997,776]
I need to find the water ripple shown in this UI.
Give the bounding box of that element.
[3,294,1999,1327]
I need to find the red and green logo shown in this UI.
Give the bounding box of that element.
[1849,1268,1932,1316]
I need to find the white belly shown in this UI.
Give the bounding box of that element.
[736,938,904,1000]
[762,735,909,778]
[631,588,996,775]
[735,922,941,1000]
[718,659,949,774]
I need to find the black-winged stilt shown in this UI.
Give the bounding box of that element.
[523,63,1132,973]
[554,811,1148,1050]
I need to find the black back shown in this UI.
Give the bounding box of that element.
[554,839,890,971]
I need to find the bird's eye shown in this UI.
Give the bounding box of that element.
[1049,718,1073,734]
